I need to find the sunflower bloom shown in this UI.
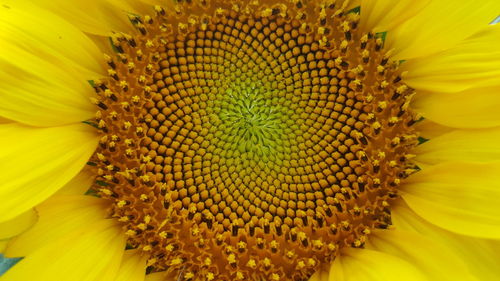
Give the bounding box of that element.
[1,0,500,280]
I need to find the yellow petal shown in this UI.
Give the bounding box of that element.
[309,268,329,281]
[346,0,360,11]
[401,161,500,239]
[0,240,8,253]
[114,250,147,281]
[0,2,103,74]
[5,196,108,257]
[414,119,454,139]
[126,0,167,16]
[415,127,500,165]
[0,117,11,124]
[368,229,478,281]
[54,168,95,196]
[359,0,430,33]
[0,209,37,240]
[329,248,427,281]
[386,0,500,60]
[393,202,500,281]
[0,124,98,223]
[402,24,500,93]
[0,220,125,281]
[412,86,500,129]
[0,3,103,126]
[30,0,141,36]
[136,0,158,5]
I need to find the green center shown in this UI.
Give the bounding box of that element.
[211,82,291,160]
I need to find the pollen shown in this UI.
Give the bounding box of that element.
[89,0,419,280]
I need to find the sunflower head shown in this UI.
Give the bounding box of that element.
[3,0,500,280]
[88,0,418,280]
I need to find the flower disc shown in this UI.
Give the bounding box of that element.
[90,1,419,280]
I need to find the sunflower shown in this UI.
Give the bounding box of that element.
[1,0,500,280]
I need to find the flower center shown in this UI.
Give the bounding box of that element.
[89,1,419,280]
[215,83,286,157]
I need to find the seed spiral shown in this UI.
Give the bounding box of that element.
[89,0,419,280]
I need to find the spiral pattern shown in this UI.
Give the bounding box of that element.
[90,1,419,280]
